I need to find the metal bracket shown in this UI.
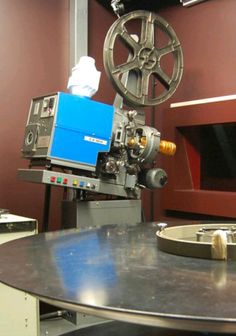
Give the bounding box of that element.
[111,0,125,17]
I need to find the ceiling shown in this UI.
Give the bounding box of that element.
[96,0,180,14]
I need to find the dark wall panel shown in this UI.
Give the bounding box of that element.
[158,0,236,103]
[155,0,236,220]
[0,0,69,230]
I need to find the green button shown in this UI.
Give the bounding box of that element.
[57,177,62,183]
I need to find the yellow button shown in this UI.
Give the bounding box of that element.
[73,179,78,186]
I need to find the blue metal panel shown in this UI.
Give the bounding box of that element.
[50,92,114,167]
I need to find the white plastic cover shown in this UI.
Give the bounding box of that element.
[67,56,101,98]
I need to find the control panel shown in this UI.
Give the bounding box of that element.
[43,171,99,191]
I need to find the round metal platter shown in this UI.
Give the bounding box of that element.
[1,222,236,333]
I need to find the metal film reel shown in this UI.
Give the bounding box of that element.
[103,11,183,107]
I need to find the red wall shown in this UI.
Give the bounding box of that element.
[0,0,69,230]
[157,0,236,102]
[154,0,236,220]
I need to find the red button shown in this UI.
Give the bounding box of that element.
[50,176,56,182]
[63,178,68,184]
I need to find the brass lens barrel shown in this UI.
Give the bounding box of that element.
[159,140,176,156]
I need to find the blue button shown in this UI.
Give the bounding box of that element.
[79,181,85,187]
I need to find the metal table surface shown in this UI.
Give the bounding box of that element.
[0,221,236,333]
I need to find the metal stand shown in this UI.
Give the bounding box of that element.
[42,184,51,232]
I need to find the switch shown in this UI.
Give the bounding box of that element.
[50,176,56,183]
[79,181,85,188]
[57,177,62,183]
[63,178,68,185]
[73,179,78,186]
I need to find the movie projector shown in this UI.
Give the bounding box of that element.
[18,10,183,227]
